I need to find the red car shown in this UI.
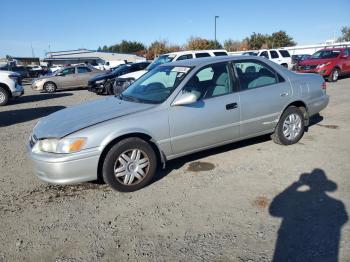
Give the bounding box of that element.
[297,47,350,82]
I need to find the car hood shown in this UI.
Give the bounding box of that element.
[89,71,115,82]
[33,96,156,139]
[299,58,337,65]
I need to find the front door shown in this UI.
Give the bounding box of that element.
[169,62,240,155]
[233,60,292,136]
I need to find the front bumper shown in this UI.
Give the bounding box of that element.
[297,68,331,76]
[88,82,105,93]
[12,84,24,97]
[31,81,44,91]
[27,143,101,184]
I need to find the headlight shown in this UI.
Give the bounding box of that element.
[33,137,87,154]
[316,62,331,69]
[95,79,105,84]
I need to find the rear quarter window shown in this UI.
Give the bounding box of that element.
[195,53,211,58]
[270,50,279,59]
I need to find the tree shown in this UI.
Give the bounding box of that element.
[97,46,102,52]
[186,37,222,50]
[118,40,145,53]
[246,32,268,49]
[337,26,350,42]
[269,31,296,48]
[102,45,108,51]
[224,39,242,52]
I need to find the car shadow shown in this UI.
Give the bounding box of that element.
[152,134,271,184]
[306,113,324,130]
[0,106,65,127]
[10,93,73,104]
[269,169,348,261]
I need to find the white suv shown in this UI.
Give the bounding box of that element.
[0,71,24,106]
[257,49,292,69]
[117,49,228,82]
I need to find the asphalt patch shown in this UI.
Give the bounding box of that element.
[187,161,215,172]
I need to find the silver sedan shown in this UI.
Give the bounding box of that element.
[27,56,329,192]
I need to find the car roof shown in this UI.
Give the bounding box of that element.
[162,55,267,67]
[319,48,345,51]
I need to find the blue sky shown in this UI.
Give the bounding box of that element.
[1,0,349,57]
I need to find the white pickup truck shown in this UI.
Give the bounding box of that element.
[0,71,24,106]
[257,49,292,69]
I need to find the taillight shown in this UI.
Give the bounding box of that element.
[321,81,327,90]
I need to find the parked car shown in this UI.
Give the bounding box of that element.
[88,62,150,95]
[0,65,30,78]
[31,65,102,92]
[49,65,63,73]
[27,56,329,192]
[257,49,292,69]
[291,54,312,70]
[111,49,229,95]
[0,71,24,106]
[297,47,350,82]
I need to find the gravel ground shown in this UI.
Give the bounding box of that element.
[0,78,349,262]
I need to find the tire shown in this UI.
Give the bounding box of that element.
[327,68,340,82]
[271,106,305,145]
[102,137,157,192]
[281,63,288,68]
[0,87,9,106]
[104,80,114,95]
[44,82,57,93]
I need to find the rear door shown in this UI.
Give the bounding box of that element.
[169,62,240,155]
[341,49,350,73]
[56,67,76,89]
[75,66,94,86]
[233,59,292,136]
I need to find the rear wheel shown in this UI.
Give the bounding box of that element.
[44,82,57,93]
[102,137,157,192]
[281,63,288,68]
[328,68,340,82]
[0,87,9,106]
[272,106,305,145]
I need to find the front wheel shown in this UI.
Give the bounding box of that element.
[272,106,305,145]
[44,82,57,93]
[327,68,340,82]
[102,138,157,192]
[0,87,9,106]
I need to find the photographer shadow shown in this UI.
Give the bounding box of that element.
[269,169,348,262]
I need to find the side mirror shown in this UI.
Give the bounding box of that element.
[172,92,197,106]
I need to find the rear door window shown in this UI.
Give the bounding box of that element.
[176,54,193,61]
[279,50,291,57]
[77,67,91,73]
[259,51,269,59]
[195,52,211,58]
[233,60,279,90]
[270,50,279,59]
[214,51,228,56]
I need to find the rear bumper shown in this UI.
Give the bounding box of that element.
[308,94,329,117]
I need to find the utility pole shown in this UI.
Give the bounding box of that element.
[214,16,219,47]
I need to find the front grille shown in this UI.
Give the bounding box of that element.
[299,65,317,70]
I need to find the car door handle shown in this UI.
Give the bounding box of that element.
[280,92,289,97]
[226,103,238,110]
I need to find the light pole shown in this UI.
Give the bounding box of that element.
[214,16,219,47]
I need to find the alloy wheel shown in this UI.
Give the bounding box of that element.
[282,113,302,141]
[0,92,5,104]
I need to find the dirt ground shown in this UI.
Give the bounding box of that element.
[0,77,349,262]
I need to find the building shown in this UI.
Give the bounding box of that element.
[44,49,145,66]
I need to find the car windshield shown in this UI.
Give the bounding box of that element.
[312,50,340,59]
[111,64,129,74]
[120,65,191,104]
[146,55,175,71]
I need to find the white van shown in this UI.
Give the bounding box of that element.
[118,49,228,81]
